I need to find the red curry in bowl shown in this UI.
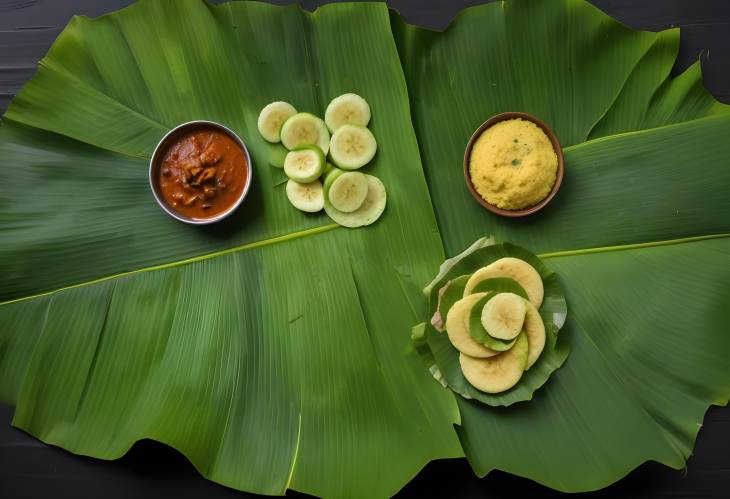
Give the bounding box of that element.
[151,122,250,223]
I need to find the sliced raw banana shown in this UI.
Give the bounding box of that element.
[258,101,297,143]
[459,332,528,393]
[468,294,517,351]
[324,174,386,228]
[323,166,344,195]
[286,179,324,213]
[280,112,321,150]
[445,293,500,359]
[328,172,368,213]
[481,292,526,340]
[329,124,377,170]
[284,145,325,183]
[523,300,546,370]
[325,93,371,132]
[464,257,544,308]
[314,117,331,156]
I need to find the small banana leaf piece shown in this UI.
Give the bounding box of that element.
[472,278,529,300]
[431,275,469,332]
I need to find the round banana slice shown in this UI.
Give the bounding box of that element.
[280,112,321,150]
[329,124,377,170]
[523,300,546,370]
[258,101,297,143]
[481,292,526,340]
[464,257,544,309]
[286,179,324,213]
[325,93,371,132]
[445,293,500,358]
[284,146,325,183]
[460,332,528,393]
[328,172,368,213]
[324,174,386,228]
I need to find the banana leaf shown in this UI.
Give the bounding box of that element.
[0,2,463,497]
[1,0,729,497]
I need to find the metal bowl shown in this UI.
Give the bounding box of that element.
[149,120,253,225]
[463,112,564,218]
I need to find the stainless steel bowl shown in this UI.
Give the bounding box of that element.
[149,120,253,225]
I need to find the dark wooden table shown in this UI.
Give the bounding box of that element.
[1,1,729,497]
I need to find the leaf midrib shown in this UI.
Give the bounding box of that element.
[3,231,728,308]
[0,223,339,306]
[537,233,730,260]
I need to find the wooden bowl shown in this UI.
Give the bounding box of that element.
[463,112,564,218]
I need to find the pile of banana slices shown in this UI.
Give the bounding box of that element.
[433,257,547,394]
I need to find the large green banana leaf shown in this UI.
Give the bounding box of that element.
[0,2,462,497]
[1,0,729,496]
[396,0,730,490]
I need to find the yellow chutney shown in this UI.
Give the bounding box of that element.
[469,118,558,210]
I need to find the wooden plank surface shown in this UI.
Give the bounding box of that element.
[1,1,728,497]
